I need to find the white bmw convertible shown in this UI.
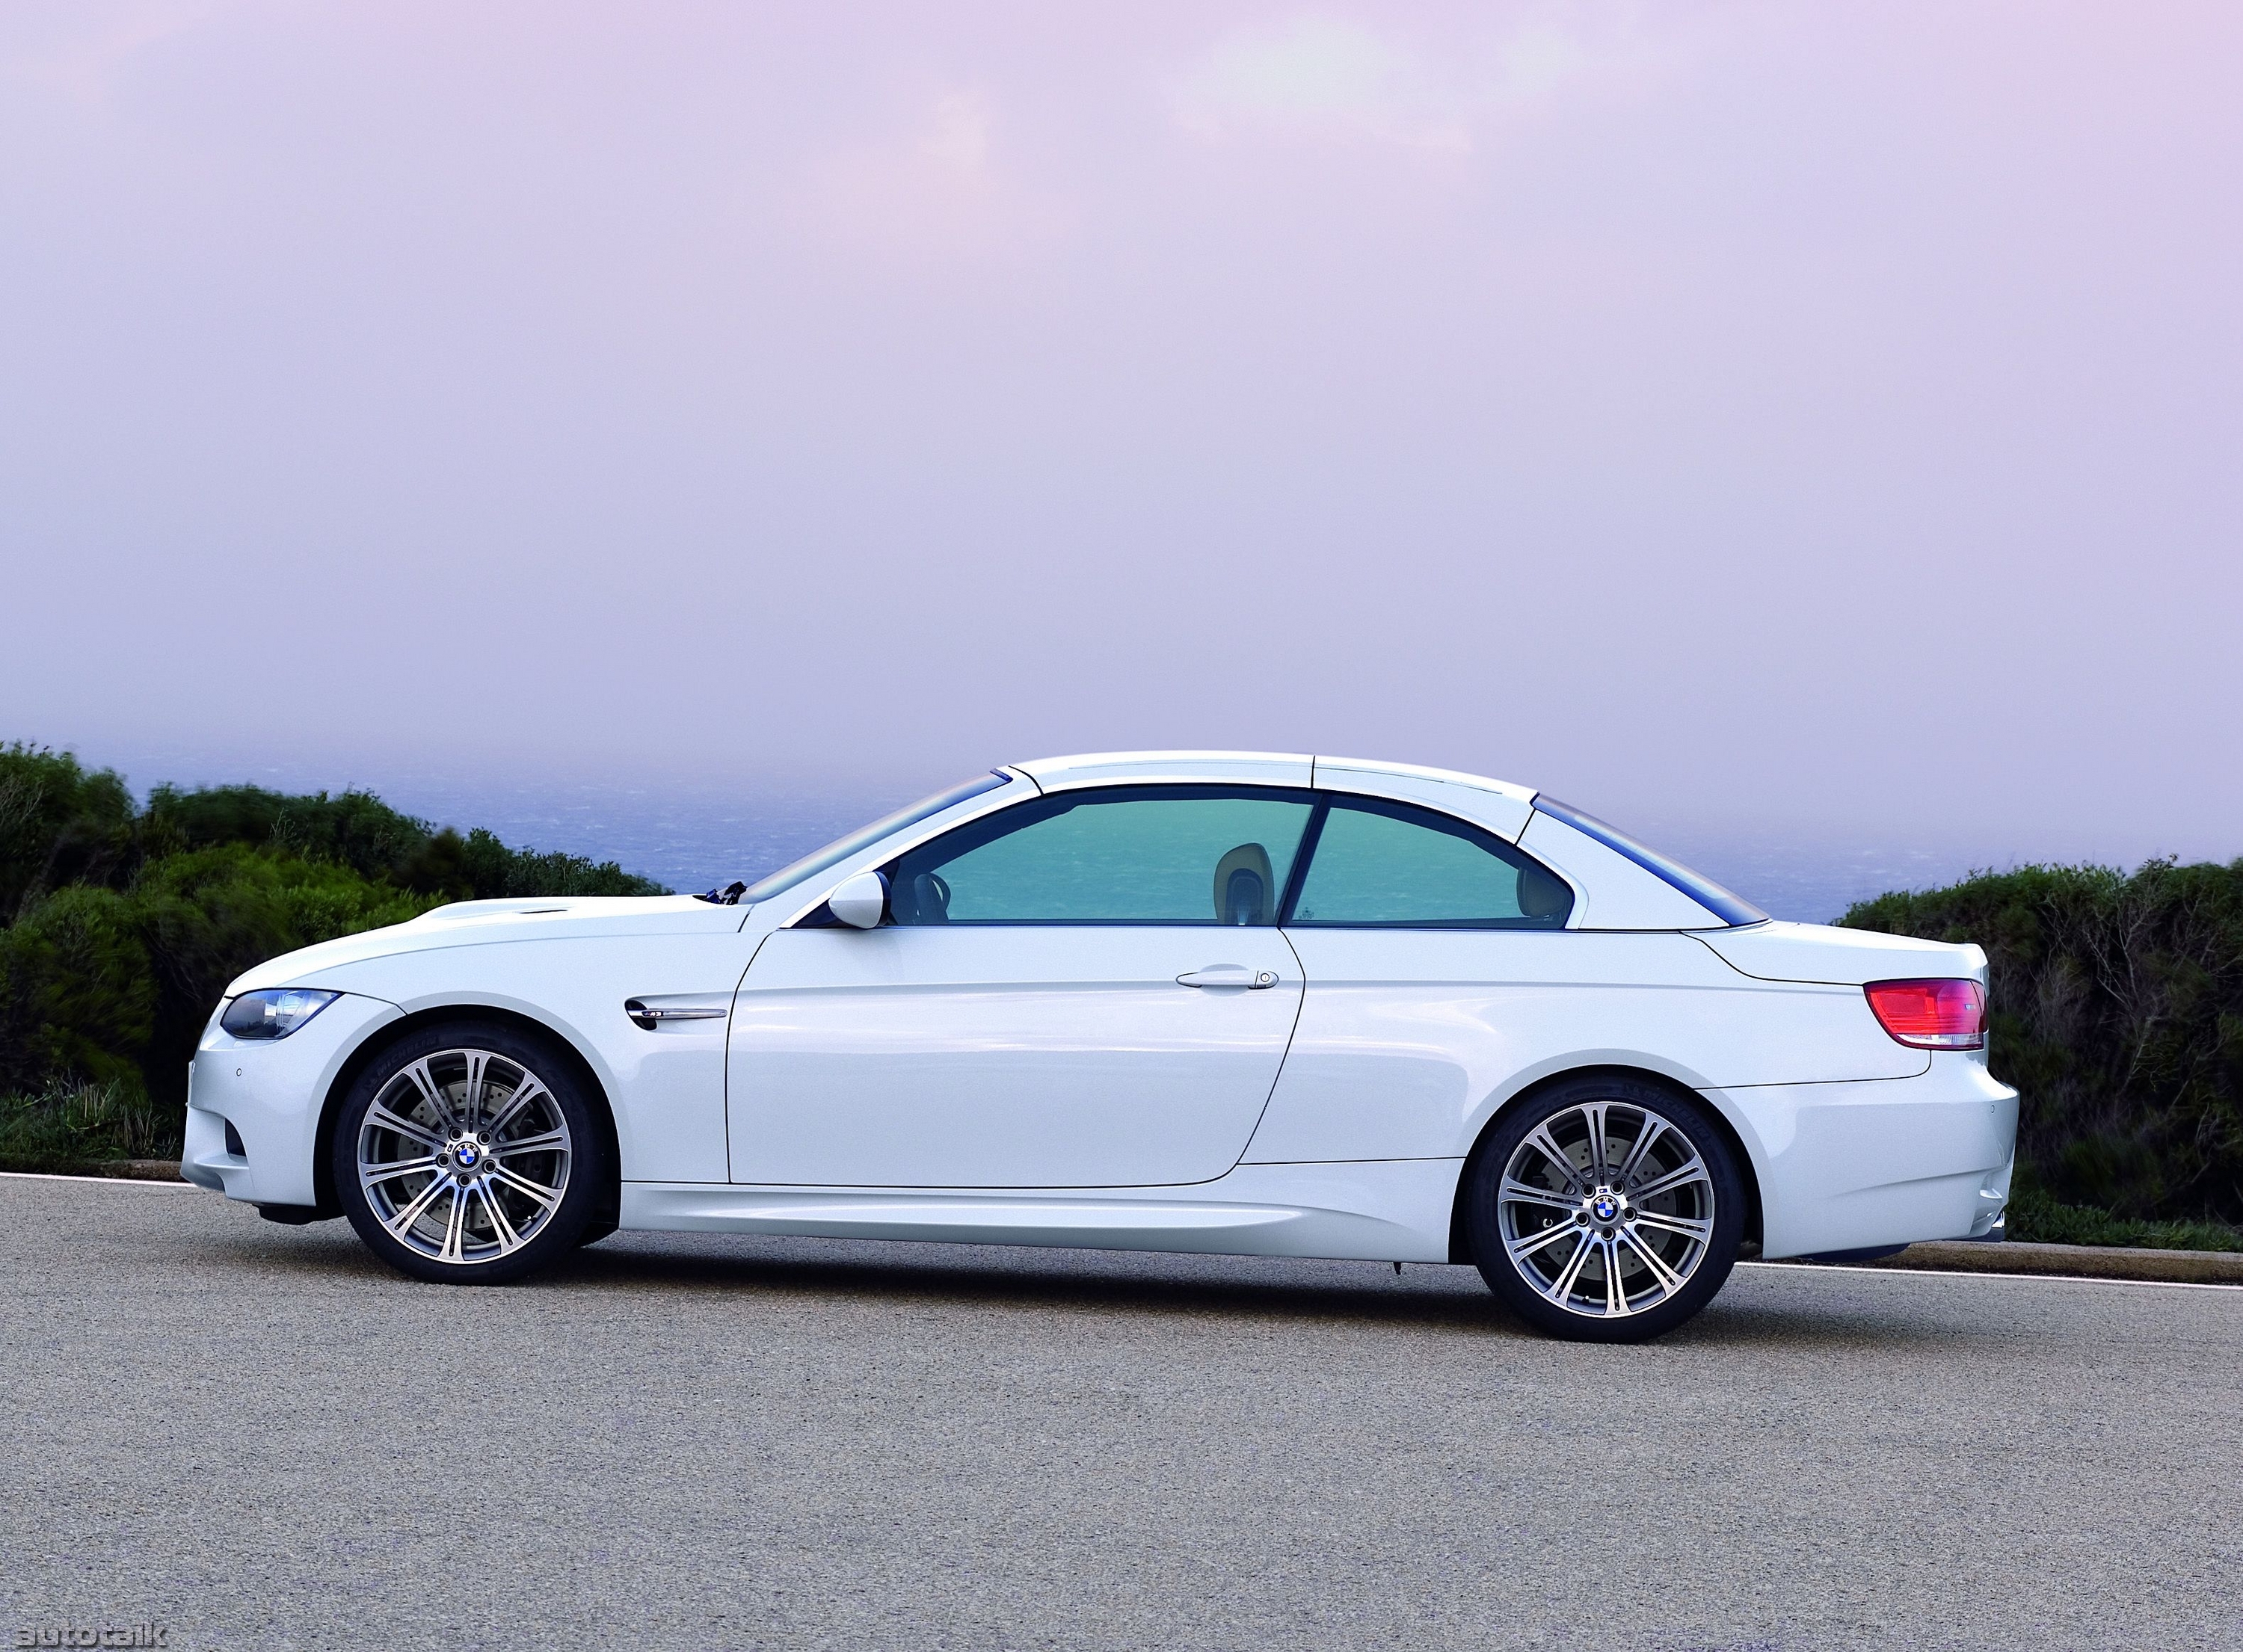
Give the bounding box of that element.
[185,752,2016,1341]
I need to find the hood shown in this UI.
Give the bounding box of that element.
[1692,920,1987,987]
[227,894,741,996]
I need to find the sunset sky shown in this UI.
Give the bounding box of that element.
[4,3,2239,864]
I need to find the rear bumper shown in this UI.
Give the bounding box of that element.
[1707,1058,2019,1260]
[183,992,401,1207]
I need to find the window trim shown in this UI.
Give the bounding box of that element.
[769,772,1037,928]
[1279,791,1575,931]
[878,783,1322,928]
[1527,796,1767,928]
[744,770,1015,913]
[851,781,1579,932]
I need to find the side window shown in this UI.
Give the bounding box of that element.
[1287,798,1573,929]
[888,787,1317,925]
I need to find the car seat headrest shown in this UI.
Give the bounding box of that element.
[1213,842,1276,925]
[1518,862,1572,921]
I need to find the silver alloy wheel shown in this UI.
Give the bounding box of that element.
[355,1047,572,1266]
[1496,1100,1716,1319]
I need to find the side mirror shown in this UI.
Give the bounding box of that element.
[828,870,889,929]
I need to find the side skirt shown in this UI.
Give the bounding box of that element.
[618,1159,1463,1264]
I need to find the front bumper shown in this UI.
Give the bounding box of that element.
[1708,1057,2020,1260]
[183,992,402,1207]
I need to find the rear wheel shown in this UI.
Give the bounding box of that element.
[1463,1074,1744,1343]
[333,1022,606,1284]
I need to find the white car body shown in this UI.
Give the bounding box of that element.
[182,752,2018,1266]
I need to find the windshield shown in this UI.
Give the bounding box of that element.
[1530,797,1768,927]
[737,771,1015,908]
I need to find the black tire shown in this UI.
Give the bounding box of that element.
[1462,1073,1744,1343]
[333,1020,609,1285]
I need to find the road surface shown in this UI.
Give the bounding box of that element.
[3,1174,2238,1651]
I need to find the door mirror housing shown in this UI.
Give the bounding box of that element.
[827,870,889,929]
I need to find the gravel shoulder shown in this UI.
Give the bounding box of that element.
[3,1176,2241,1652]
[1865,1238,2243,1284]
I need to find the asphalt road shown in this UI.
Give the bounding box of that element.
[3,1176,2239,1652]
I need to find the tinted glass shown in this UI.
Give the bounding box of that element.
[1288,798,1573,929]
[740,771,1012,907]
[1530,796,1767,926]
[888,787,1315,925]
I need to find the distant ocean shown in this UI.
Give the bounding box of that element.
[100,750,2050,924]
[343,773,2007,925]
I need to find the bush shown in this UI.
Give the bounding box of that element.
[457,827,667,898]
[141,783,667,899]
[0,1076,176,1172]
[0,746,672,1159]
[1842,859,2243,1227]
[0,745,136,920]
[144,782,432,884]
[2005,1184,2243,1253]
[0,885,155,1095]
[128,845,439,1107]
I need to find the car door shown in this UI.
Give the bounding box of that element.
[727,786,1314,1188]
[1243,792,1582,1163]
[1247,793,1930,1166]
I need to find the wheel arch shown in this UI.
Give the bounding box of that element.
[1445,1063,1764,1263]
[312,1003,623,1225]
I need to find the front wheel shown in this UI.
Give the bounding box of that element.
[1462,1075,1744,1343]
[333,1022,606,1285]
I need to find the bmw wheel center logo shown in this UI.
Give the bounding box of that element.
[1591,1194,1619,1223]
[454,1143,479,1168]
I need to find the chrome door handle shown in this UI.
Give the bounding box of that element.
[1176,967,1279,990]
[624,999,728,1031]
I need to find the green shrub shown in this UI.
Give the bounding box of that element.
[141,783,666,899]
[2005,1185,2243,1252]
[0,747,671,1148]
[0,1075,176,1171]
[127,845,440,1106]
[0,885,154,1096]
[144,782,432,883]
[457,827,667,898]
[0,745,136,919]
[1843,859,2243,1227]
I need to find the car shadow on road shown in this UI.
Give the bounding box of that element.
[521,1231,1977,1352]
[197,1217,1984,1352]
[566,1235,1524,1331]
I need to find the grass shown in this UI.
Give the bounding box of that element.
[0,1077,182,1174]
[2005,1184,2243,1253]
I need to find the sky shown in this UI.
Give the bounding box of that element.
[4,1,2240,872]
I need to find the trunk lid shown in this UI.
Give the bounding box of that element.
[1693,920,1987,987]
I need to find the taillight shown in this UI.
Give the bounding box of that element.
[1863,978,1987,1050]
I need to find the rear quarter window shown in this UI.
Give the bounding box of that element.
[1528,797,1767,927]
[1286,795,1573,929]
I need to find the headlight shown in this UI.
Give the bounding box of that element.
[220,989,341,1041]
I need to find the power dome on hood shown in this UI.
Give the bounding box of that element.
[415,901,574,923]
